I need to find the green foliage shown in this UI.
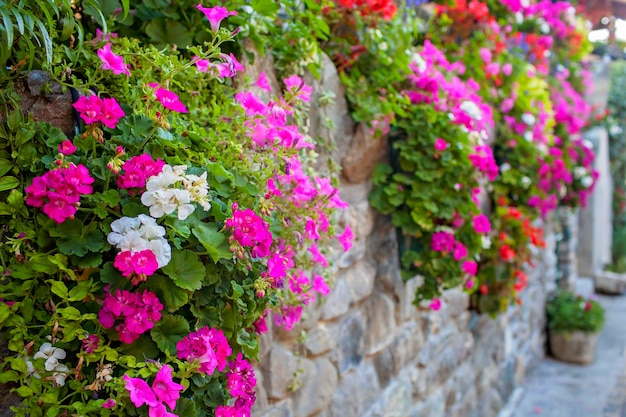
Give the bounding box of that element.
[547,291,605,334]
[607,60,626,272]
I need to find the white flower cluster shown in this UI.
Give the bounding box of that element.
[107,214,172,267]
[33,343,69,386]
[574,167,594,188]
[141,165,211,221]
[460,101,482,121]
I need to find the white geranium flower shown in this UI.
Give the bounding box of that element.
[583,140,594,149]
[142,189,178,218]
[460,101,482,120]
[521,113,536,126]
[183,172,211,211]
[501,163,511,172]
[574,167,587,179]
[117,230,149,253]
[148,238,172,268]
[171,189,195,220]
[581,176,594,188]
[146,165,181,192]
[137,214,166,239]
[33,343,66,372]
[108,217,142,245]
[411,52,427,73]
[482,236,492,249]
[610,125,623,136]
[523,131,533,142]
[521,176,532,188]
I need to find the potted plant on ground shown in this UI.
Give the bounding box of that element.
[546,290,605,364]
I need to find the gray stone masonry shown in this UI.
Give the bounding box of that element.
[246,51,559,417]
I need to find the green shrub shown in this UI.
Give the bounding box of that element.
[546,291,605,334]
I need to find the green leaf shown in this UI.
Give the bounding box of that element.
[0,159,12,176]
[119,334,159,360]
[56,220,105,257]
[0,177,19,192]
[251,0,280,17]
[68,279,92,301]
[143,275,189,312]
[0,371,19,383]
[48,281,68,299]
[150,314,189,354]
[100,262,129,289]
[145,19,192,48]
[192,223,227,263]
[57,306,81,320]
[15,385,33,397]
[175,398,197,417]
[162,250,205,291]
[0,303,10,324]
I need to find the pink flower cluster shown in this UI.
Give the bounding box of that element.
[215,353,257,417]
[73,95,125,129]
[225,204,273,258]
[196,4,237,32]
[98,289,163,344]
[117,154,165,190]
[25,164,94,223]
[114,250,159,284]
[97,44,130,76]
[176,326,232,375]
[124,365,184,417]
[430,230,477,277]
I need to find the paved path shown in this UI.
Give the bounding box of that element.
[502,283,626,417]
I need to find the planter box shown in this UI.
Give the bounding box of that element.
[549,330,600,364]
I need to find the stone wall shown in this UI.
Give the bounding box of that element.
[245,48,559,417]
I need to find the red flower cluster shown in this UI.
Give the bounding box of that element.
[337,0,398,21]
[436,0,491,24]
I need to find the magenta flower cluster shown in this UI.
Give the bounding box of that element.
[176,326,232,375]
[124,365,184,417]
[73,95,125,129]
[25,164,94,223]
[117,154,165,190]
[98,289,163,344]
[215,353,257,417]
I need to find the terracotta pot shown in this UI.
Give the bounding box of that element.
[549,330,600,364]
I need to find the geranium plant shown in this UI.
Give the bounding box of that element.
[0,3,349,417]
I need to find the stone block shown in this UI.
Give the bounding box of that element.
[594,270,626,294]
[410,389,445,417]
[252,366,269,415]
[442,287,470,317]
[292,358,338,417]
[261,344,300,400]
[378,376,412,417]
[332,311,366,374]
[328,362,381,417]
[374,347,394,388]
[321,278,351,320]
[363,292,397,355]
[304,324,337,356]
[255,399,294,417]
[342,122,389,184]
[391,322,424,374]
[344,259,376,303]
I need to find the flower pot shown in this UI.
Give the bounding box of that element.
[549,330,600,364]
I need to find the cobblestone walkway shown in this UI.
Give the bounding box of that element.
[501,283,626,417]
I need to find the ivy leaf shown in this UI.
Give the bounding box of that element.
[48,281,68,300]
[192,223,228,263]
[0,303,10,324]
[162,250,205,291]
[56,220,105,257]
[150,314,189,354]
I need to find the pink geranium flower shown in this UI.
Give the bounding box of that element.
[73,95,103,125]
[284,75,312,102]
[429,298,442,311]
[58,140,76,155]
[255,71,272,92]
[97,44,130,76]
[472,214,491,234]
[462,260,477,276]
[151,365,184,410]
[434,138,448,151]
[149,83,188,113]
[194,56,210,73]
[216,53,244,78]
[312,274,330,296]
[196,4,237,32]
[337,226,353,252]
[100,97,125,129]
[124,375,158,408]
